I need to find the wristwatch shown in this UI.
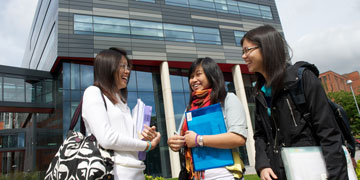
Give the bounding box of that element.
[198,135,204,147]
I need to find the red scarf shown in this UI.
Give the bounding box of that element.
[181,89,212,180]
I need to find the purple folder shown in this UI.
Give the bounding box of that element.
[138,105,152,160]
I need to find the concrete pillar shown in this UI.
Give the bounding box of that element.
[232,64,255,166]
[159,61,180,178]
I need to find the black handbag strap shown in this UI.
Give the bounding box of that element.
[69,90,107,135]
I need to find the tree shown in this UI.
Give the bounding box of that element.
[328,91,360,136]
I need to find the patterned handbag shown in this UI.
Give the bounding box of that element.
[45,93,114,180]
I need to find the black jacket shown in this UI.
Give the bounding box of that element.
[253,64,348,180]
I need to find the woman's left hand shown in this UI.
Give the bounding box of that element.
[184,130,198,148]
[141,125,157,141]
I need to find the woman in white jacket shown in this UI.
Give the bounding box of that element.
[82,47,161,180]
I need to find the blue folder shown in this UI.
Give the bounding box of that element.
[186,103,234,171]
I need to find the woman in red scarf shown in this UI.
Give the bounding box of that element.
[167,57,248,180]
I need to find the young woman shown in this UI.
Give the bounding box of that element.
[82,47,161,180]
[167,57,248,180]
[241,25,348,180]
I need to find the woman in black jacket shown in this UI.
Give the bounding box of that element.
[240,25,348,180]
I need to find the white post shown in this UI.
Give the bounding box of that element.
[350,85,360,116]
[160,61,180,178]
[231,64,255,166]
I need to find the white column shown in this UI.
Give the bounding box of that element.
[160,61,181,178]
[232,64,255,166]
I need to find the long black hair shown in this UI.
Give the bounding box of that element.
[93,47,131,104]
[240,25,290,94]
[187,57,227,110]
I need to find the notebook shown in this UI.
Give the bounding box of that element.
[281,146,357,180]
[132,99,152,160]
[186,103,234,171]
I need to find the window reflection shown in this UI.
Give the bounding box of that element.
[126,68,170,177]
[166,0,189,7]
[163,0,273,20]
[189,0,215,11]
[138,92,156,115]
[74,14,93,23]
[3,77,25,102]
[172,92,187,129]
[63,63,70,89]
[80,64,94,90]
[170,76,184,92]
[94,24,130,34]
[136,0,155,3]
[74,22,93,33]
[70,63,80,90]
[0,112,32,130]
[94,16,129,26]
[25,82,34,102]
[74,14,222,45]
[234,30,246,46]
[194,27,221,45]
[128,71,137,91]
[0,151,25,173]
[136,71,154,92]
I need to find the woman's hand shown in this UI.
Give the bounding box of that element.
[167,134,185,152]
[150,132,161,150]
[141,124,157,141]
[260,168,278,180]
[184,131,198,148]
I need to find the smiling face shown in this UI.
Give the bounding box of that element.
[115,56,130,90]
[242,38,265,75]
[189,65,211,92]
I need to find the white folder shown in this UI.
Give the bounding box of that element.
[281,146,357,180]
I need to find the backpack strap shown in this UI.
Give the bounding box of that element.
[289,67,312,122]
[69,90,107,135]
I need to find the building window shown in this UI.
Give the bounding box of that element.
[74,14,93,35]
[74,14,222,45]
[94,16,130,37]
[227,0,240,14]
[194,26,221,45]
[3,77,25,102]
[130,20,164,40]
[234,30,246,46]
[0,76,2,101]
[164,0,273,20]
[127,66,171,178]
[166,0,189,7]
[259,5,273,19]
[169,68,190,130]
[164,24,194,43]
[189,0,216,11]
[215,0,228,13]
[238,2,273,19]
[136,0,155,2]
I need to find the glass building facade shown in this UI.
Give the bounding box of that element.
[0,66,60,174]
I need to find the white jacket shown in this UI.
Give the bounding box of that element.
[82,86,147,180]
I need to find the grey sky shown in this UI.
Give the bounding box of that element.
[0,0,38,67]
[0,0,359,74]
[275,0,360,74]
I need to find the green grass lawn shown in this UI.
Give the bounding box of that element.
[166,174,260,180]
[244,174,261,180]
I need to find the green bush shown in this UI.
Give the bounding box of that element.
[0,171,40,180]
[145,174,165,180]
[356,160,360,179]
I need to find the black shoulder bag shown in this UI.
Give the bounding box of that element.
[45,92,114,180]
